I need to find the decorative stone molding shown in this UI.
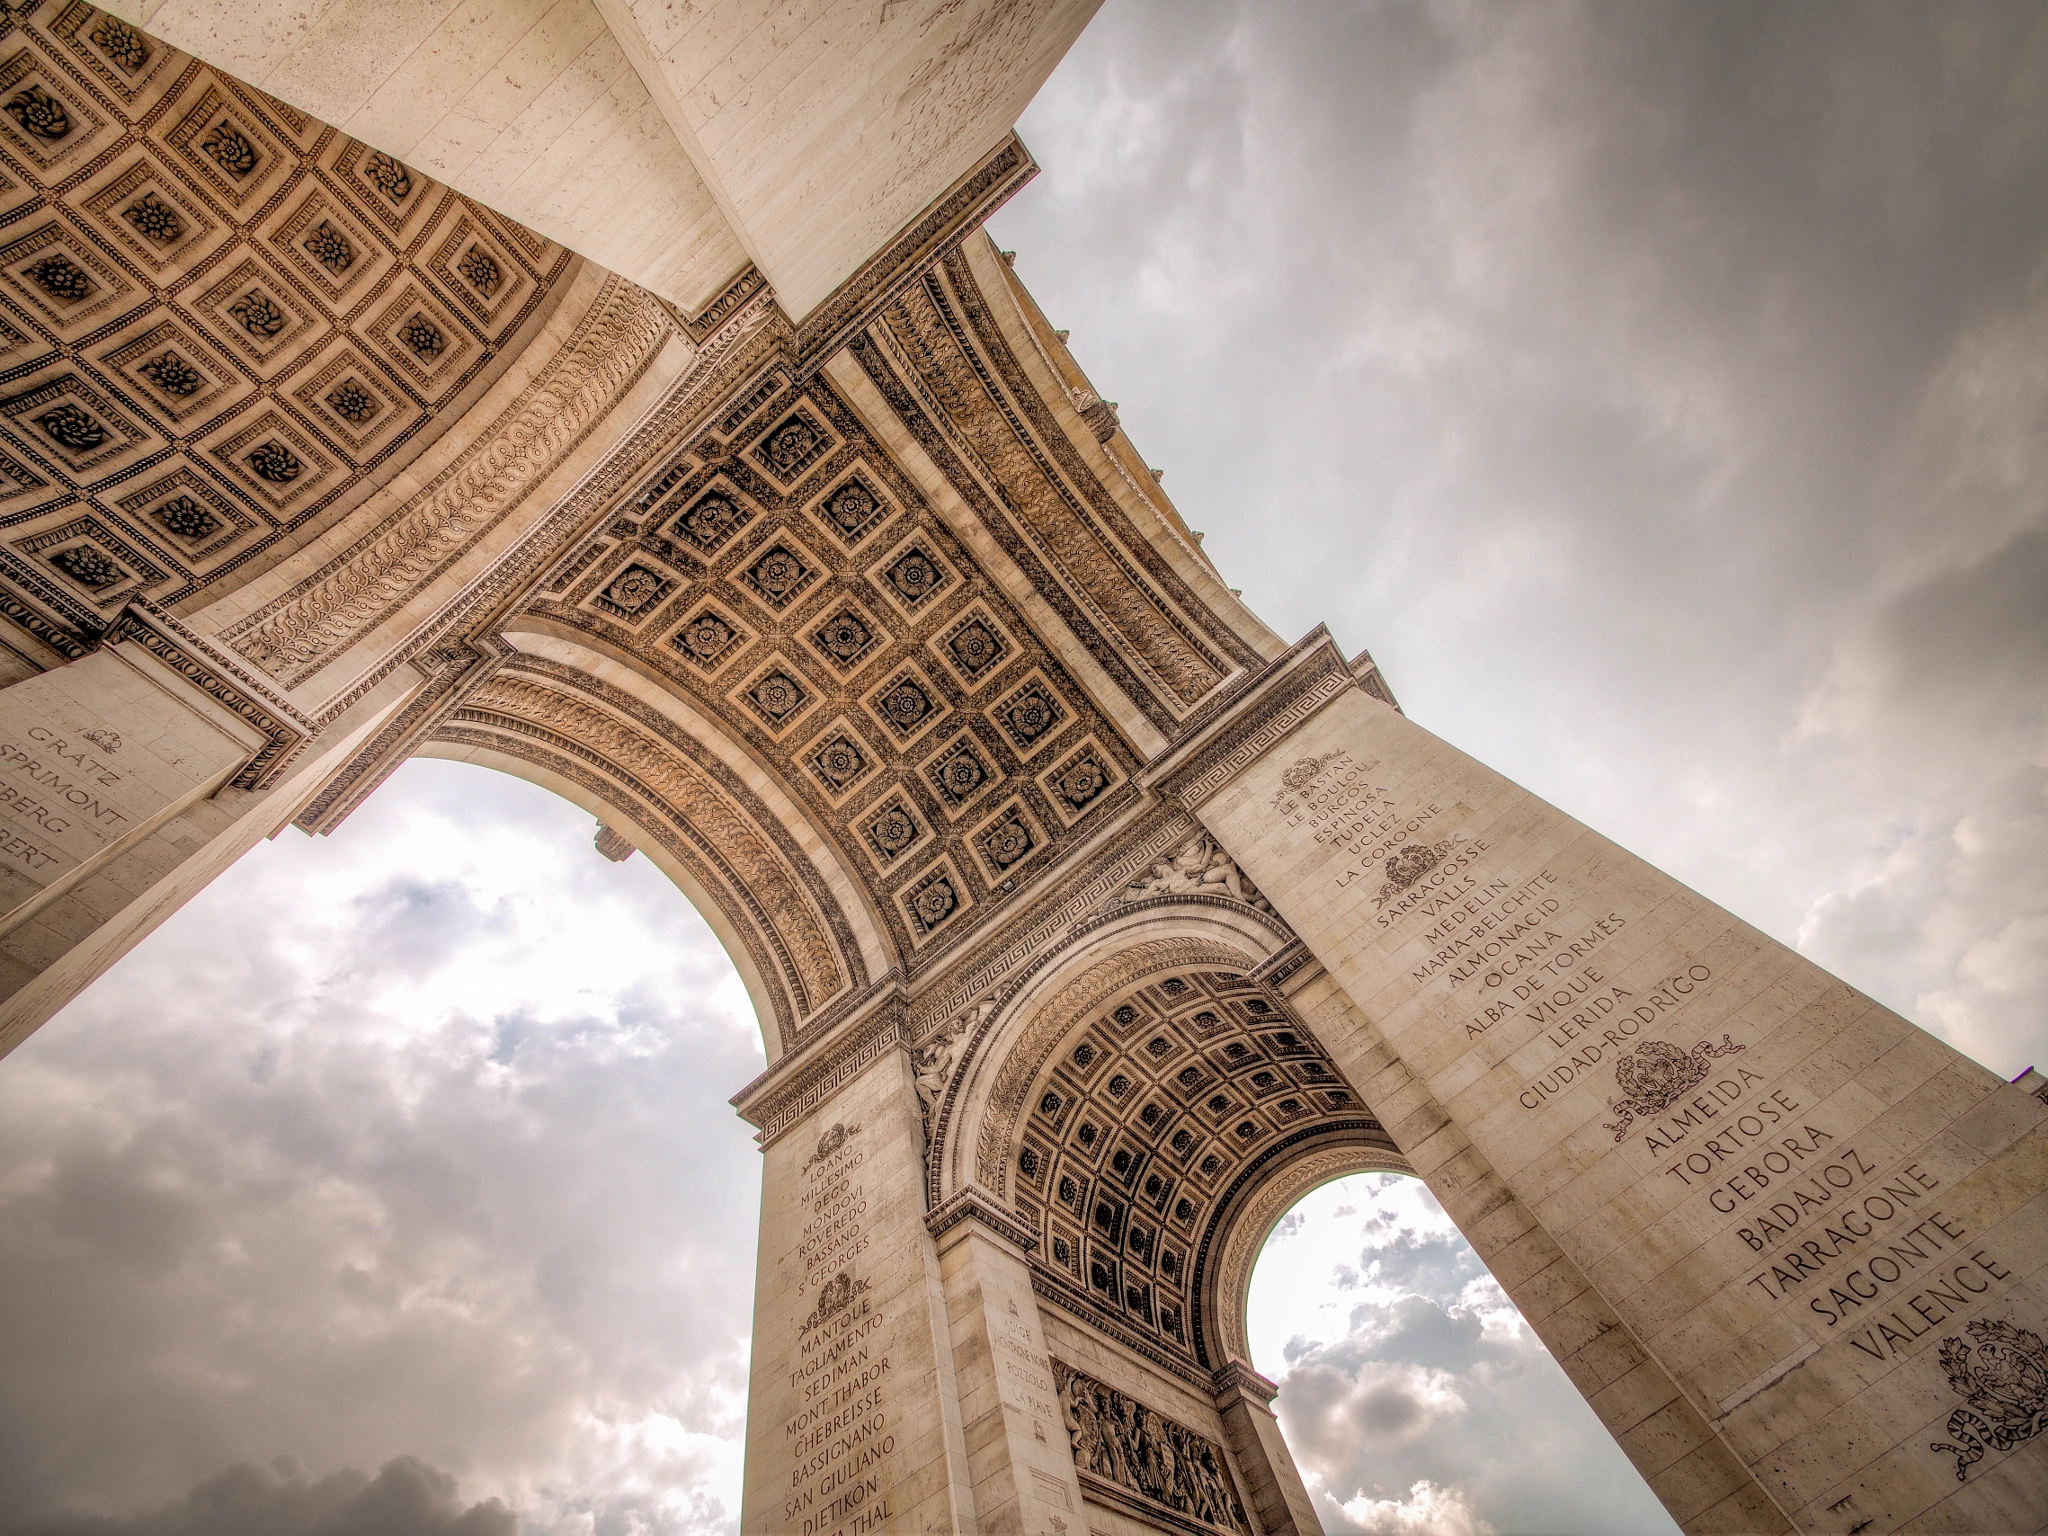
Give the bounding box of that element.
[1150,630,1353,810]
[1248,939,1317,993]
[884,267,1226,716]
[924,1187,1038,1252]
[1210,1360,1278,1407]
[293,637,503,833]
[1187,1121,1399,1369]
[1349,645,1401,713]
[731,996,907,1147]
[299,285,785,737]
[223,275,671,684]
[109,600,314,788]
[682,265,771,343]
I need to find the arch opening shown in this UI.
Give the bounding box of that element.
[0,752,768,1526]
[1242,1171,1687,1536]
[962,930,1406,1379]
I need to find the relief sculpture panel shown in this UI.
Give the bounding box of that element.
[1053,1359,1250,1534]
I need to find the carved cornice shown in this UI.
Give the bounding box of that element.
[1146,628,1354,810]
[683,264,771,343]
[1349,645,1402,713]
[1032,1271,1215,1393]
[293,638,507,833]
[939,244,1264,684]
[109,601,315,789]
[1248,939,1318,994]
[731,991,907,1146]
[924,1188,1038,1251]
[794,133,1037,374]
[0,593,88,660]
[1210,1360,1279,1407]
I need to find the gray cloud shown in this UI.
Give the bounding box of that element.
[11,1458,513,1536]
[1255,1174,1677,1536]
[0,764,762,1531]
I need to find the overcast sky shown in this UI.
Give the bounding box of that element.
[3,3,2045,1534]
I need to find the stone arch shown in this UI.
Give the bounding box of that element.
[934,903,1290,1205]
[1196,1140,1415,1373]
[938,904,1404,1382]
[417,631,890,1060]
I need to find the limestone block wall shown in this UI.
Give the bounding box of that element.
[1188,643,2048,1535]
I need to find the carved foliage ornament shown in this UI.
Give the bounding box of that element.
[5,85,71,140]
[799,1269,869,1335]
[246,441,302,484]
[802,1120,862,1171]
[363,151,411,203]
[155,495,219,541]
[1053,1361,1248,1533]
[37,402,107,451]
[200,118,257,177]
[52,544,120,589]
[140,351,202,397]
[123,193,183,244]
[26,254,92,302]
[89,16,151,73]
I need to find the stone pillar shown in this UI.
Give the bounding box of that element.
[1211,1363,1321,1536]
[737,1030,980,1536]
[1283,964,1773,1532]
[927,1193,1087,1536]
[0,643,266,944]
[0,625,407,1057]
[1185,648,2048,1535]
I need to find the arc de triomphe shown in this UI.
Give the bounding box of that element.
[0,5,2040,1533]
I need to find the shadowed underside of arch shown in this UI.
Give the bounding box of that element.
[948,928,1406,1385]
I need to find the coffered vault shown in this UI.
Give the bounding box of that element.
[0,8,2041,1536]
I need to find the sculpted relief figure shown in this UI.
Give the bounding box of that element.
[1113,833,1274,914]
[911,996,993,1143]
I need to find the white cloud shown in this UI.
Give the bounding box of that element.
[1338,1479,1496,1536]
